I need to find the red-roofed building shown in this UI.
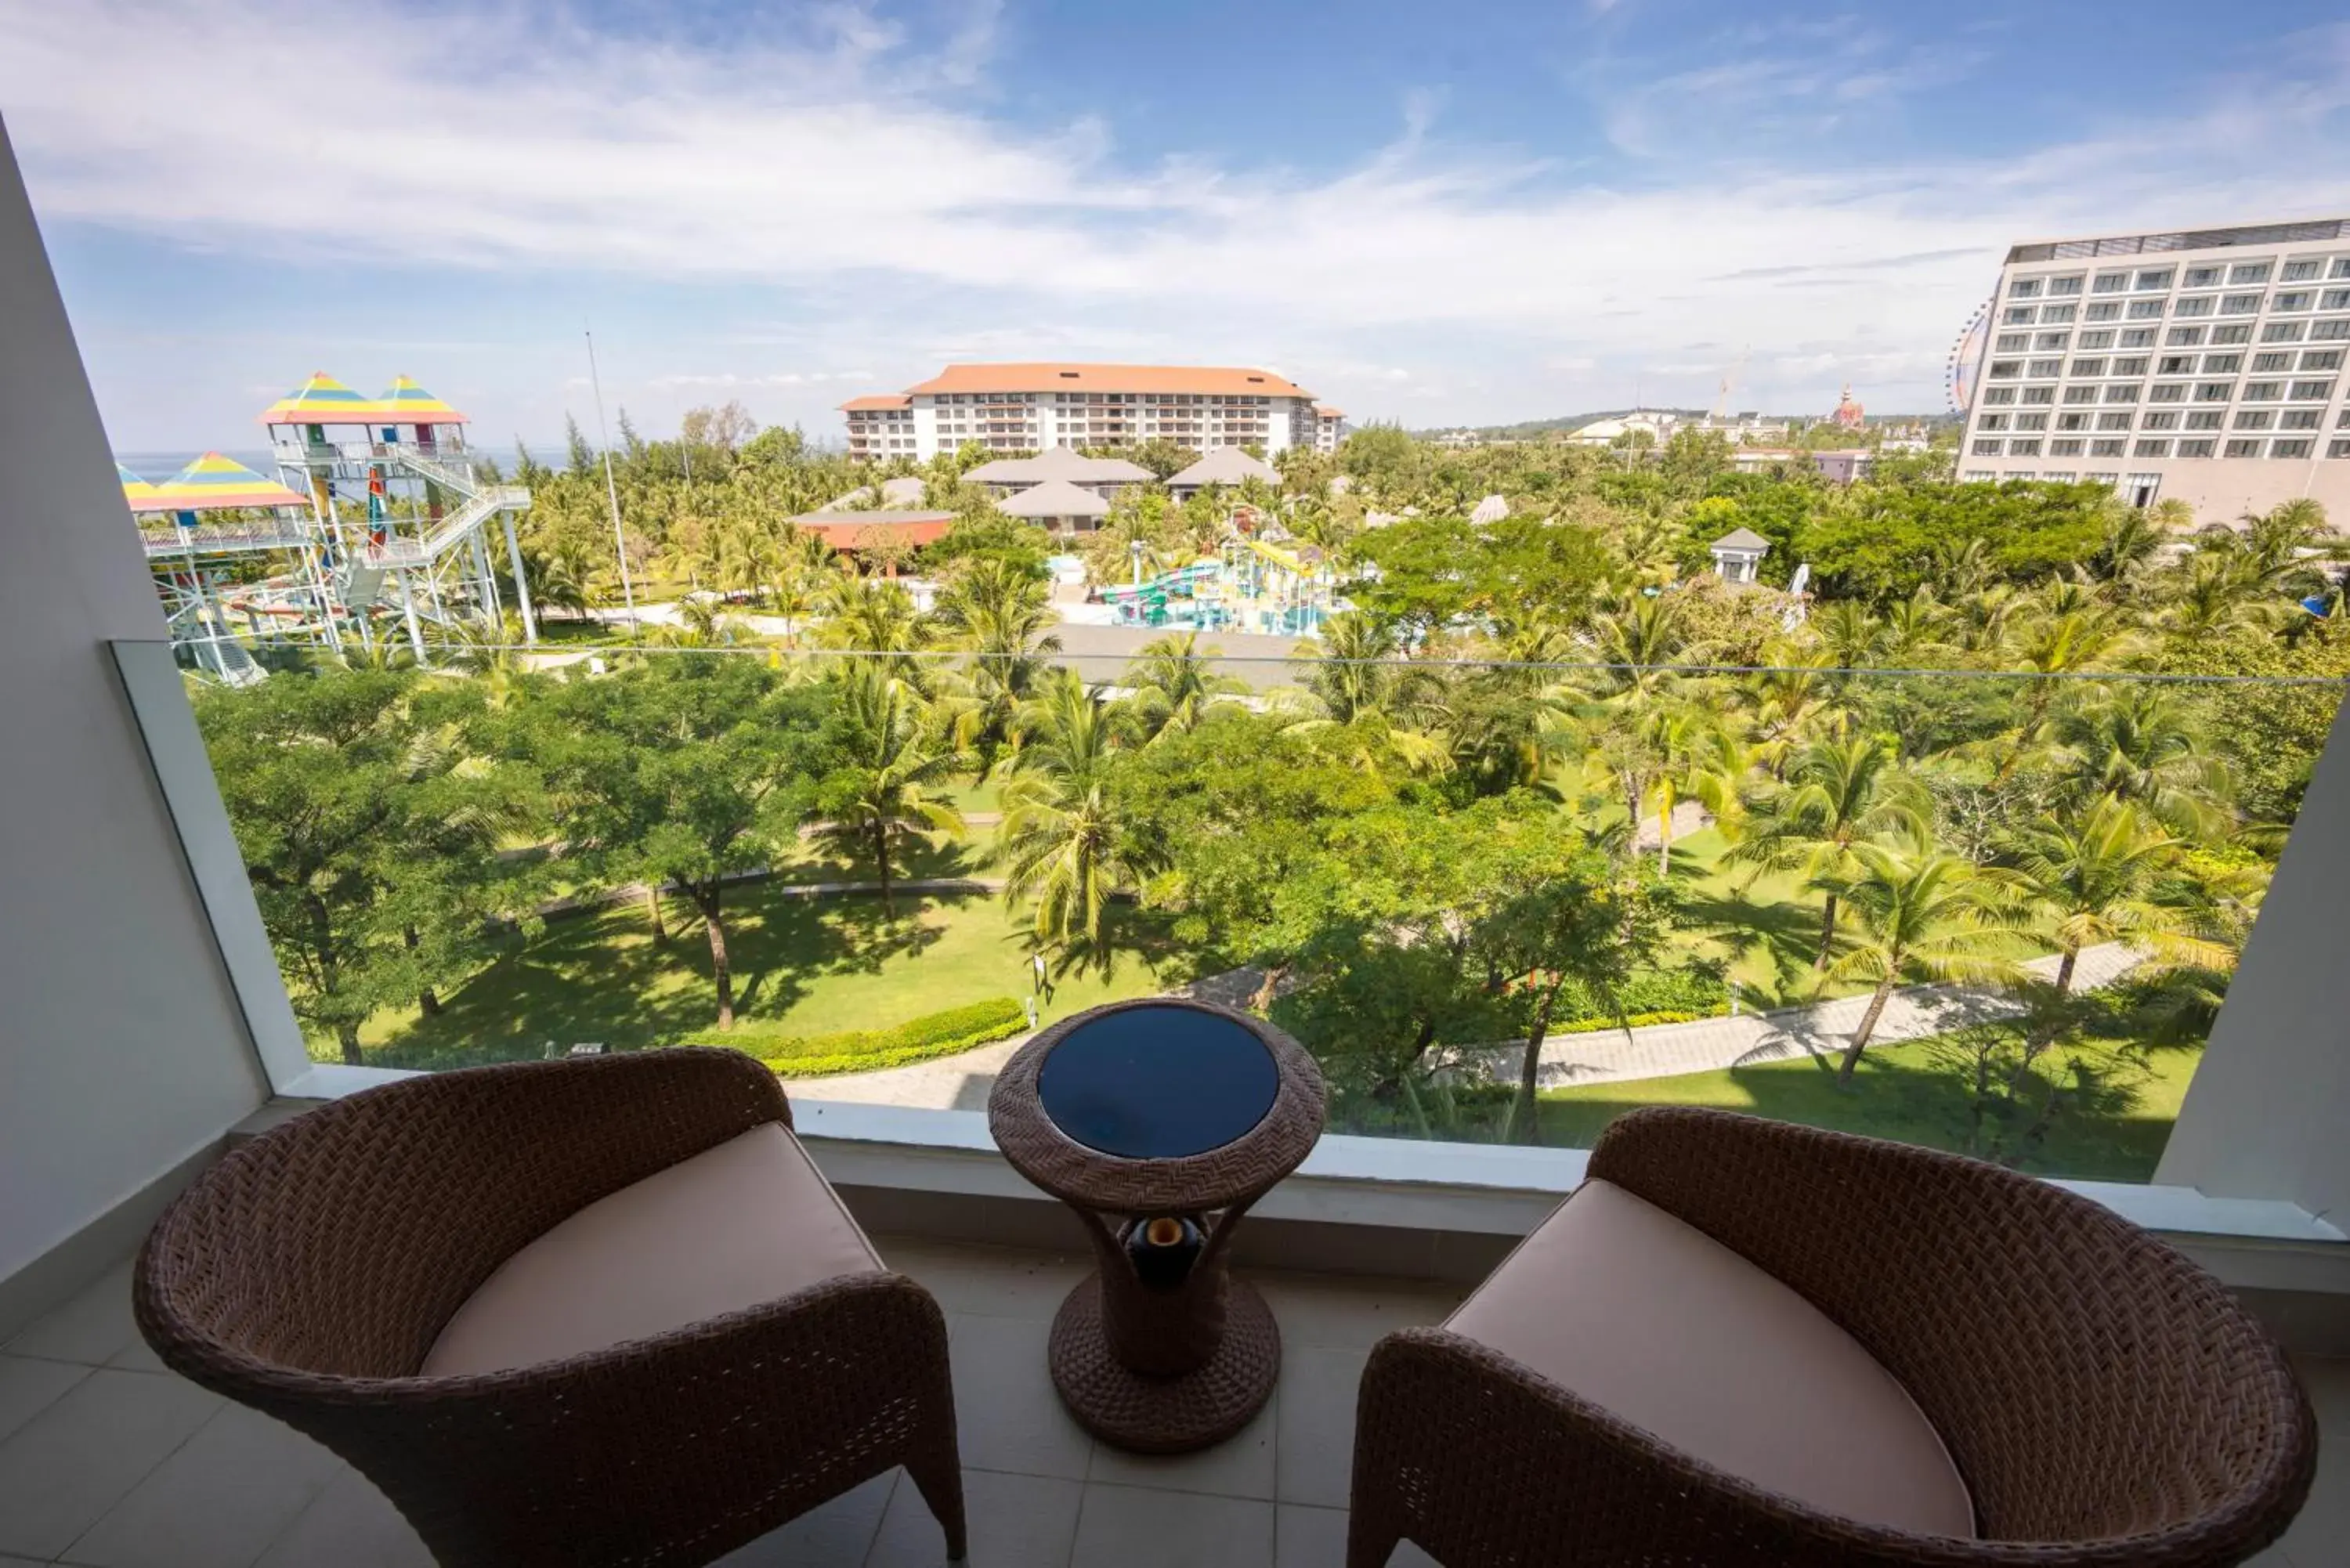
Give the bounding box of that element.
[839,363,1325,460]
[789,509,956,553]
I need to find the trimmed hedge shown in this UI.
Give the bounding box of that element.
[682,995,1029,1078]
[1549,1008,1705,1035]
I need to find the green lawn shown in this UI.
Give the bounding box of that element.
[341,884,1178,1070]
[1535,1034,2200,1182]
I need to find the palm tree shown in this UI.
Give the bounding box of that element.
[1124,631,1245,743]
[811,665,965,915]
[933,558,1062,776]
[819,574,931,686]
[1810,829,2019,1083]
[1285,612,1452,774]
[1982,797,2217,995]
[1729,734,1928,967]
[2051,682,2232,836]
[996,670,1144,959]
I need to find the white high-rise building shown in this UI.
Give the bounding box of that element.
[1961,217,2350,522]
[841,363,1329,461]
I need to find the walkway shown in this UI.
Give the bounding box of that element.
[790,945,2143,1111]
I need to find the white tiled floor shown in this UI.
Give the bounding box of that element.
[0,1243,2341,1566]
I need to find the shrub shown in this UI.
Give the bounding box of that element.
[680,996,1029,1078]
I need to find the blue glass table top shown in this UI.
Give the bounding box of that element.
[1036,1005,1280,1160]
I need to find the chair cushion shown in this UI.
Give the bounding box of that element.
[421,1123,882,1376]
[1444,1177,1974,1539]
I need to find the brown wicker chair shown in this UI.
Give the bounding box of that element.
[1349,1107,2316,1568]
[134,1049,965,1568]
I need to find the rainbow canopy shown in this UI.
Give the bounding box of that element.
[257,372,374,426]
[135,452,313,514]
[118,463,161,505]
[371,375,467,426]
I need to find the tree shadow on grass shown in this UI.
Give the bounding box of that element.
[730,890,948,1015]
[1673,889,1831,1008]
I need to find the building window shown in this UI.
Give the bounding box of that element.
[1971,439,2001,456]
[1978,414,2011,432]
[2064,385,2102,403]
[2272,439,2315,458]
[2048,275,2084,296]
[2114,356,2151,374]
[2126,299,2166,320]
[2091,439,2128,456]
[2225,439,2264,457]
[2229,262,2273,285]
[2057,412,2090,432]
[2283,409,2323,430]
[2040,303,2078,324]
[2184,266,2223,288]
[1996,332,2030,352]
[2070,357,2108,377]
[2158,356,2196,375]
[2034,331,2072,351]
[2008,277,2041,298]
[2234,410,2276,429]
[2015,413,2050,432]
[2212,323,2254,345]
[1961,469,1996,482]
[2167,325,2207,346]
[2284,259,2323,282]
[2149,383,2188,403]
[2135,269,2175,291]
[2196,381,2237,402]
[2291,380,2337,400]
[2324,290,2350,311]
[2142,410,2182,431]
[2243,381,2283,401]
[2008,439,2043,457]
[2050,438,2084,456]
[2030,357,2066,377]
[2302,350,2345,370]
[2105,384,2142,403]
[2186,410,2225,430]
[2179,439,2218,457]
[2263,321,2310,343]
[2097,411,2135,431]
[2076,329,2116,350]
[2203,353,2243,374]
[2021,385,2055,405]
[2093,272,2128,294]
[2134,439,2171,457]
[2084,302,2122,322]
[2275,291,2315,313]
[2254,352,2294,373]
[2120,327,2157,349]
[1981,386,2017,405]
[2173,295,2215,318]
[2313,320,2350,341]
[2221,293,2261,315]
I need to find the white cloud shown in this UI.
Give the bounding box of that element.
[6,2,2349,436]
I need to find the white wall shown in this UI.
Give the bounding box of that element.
[2158,692,2350,1227]
[0,114,269,1288]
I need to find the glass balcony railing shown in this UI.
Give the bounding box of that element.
[170,609,2344,1186]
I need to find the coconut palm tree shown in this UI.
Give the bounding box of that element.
[1729,734,1929,967]
[810,665,965,915]
[2051,682,2232,836]
[995,670,1144,960]
[933,559,1062,778]
[1982,796,2220,995]
[1123,631,1245,743]
[1810,828,2020,1083]
[819,573,931,686]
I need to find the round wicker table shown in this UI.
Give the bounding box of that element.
[988,999,1326,1453]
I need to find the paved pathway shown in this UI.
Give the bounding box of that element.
[790,945,2143,1110]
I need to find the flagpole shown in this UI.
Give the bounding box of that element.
[584,328,637,627]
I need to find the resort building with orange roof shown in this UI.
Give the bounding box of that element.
[840,363,1335,461]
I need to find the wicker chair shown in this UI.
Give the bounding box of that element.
[1349,1107,2316,1568]
[134,1049,965,1568]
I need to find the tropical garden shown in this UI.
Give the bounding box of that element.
[190,408,2350,1180]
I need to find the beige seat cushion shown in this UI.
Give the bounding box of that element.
[1446,1178,1973,1539]
[422,1123,882,1376]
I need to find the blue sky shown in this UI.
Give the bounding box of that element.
[4,0,2348,452]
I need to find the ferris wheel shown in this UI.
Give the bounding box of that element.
[1945,298,1994,415]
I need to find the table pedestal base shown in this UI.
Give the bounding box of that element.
[1047,1271,1281,1454]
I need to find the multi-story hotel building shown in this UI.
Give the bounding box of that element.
[1960,217,2350,521]
[841,363,1334,461]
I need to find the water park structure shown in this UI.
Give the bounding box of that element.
[119,374,533,681]
[1090,535,1345,636]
